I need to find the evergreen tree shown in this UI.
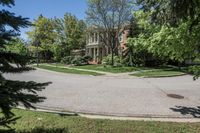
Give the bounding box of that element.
[0,0,50,128]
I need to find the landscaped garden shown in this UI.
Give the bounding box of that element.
[1,109,200,133]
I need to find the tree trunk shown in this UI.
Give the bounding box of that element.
[111,49,114,66]
[44,51,48,63]
[129,48,134,67]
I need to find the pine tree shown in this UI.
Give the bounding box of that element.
[0,0,50,128]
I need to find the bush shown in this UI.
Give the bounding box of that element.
[189,65,200,80]
[82,55,92,64]
[71,56,84,66]
[102,55,123,67]
[61,56,74,65]
[61,55,92,66]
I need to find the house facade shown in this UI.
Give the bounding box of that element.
[86,26,129,63]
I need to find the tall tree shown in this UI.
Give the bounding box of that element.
[6,38,28,56]
[27,15,55,62]
[134,0,200,79]
[86,0,133,65]
[0,0,50,128]
[136,0,200,27]
[53,13,86,57]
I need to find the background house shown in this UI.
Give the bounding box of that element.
[86,26,130,64]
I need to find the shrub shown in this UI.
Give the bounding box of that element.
[189,65,200,80]
[61,56,74,65]
[71,56,84,66]
[61,55,93,66]
[82,55,92,64]
[102,55,123,67]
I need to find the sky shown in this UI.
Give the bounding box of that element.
[3,0,87,40]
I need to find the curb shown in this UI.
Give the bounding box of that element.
[17,106,200,123]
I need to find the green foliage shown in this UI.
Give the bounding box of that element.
[6,38,28,56]
[128,10,200,64]
[27,15,55,61]
[63,13,86,50]
[51,44,62,62]
[127,11,162,66]
[82,55,92,64]
[102,55,122,67]
[27,13,86,62]
[136,0,200,27]
[0,0,50,128]
[134,0,200,79]
[61,56,74,65]
[189,66,200,80]
[61,55,92,66]
[71,56,85,66]
[53,14,86,57]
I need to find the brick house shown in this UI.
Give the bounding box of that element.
[86,26,130,64]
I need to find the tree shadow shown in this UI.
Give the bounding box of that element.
[170,106,200,118]
[0,127,69,133]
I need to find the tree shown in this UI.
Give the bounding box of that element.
[136,0,200,27]
[126,16,145,66]
[0,0,50,128]
[134,0,200,78]
[128,10,199,66]
[86,0,133,66]
[6,38,28,56]
[27,15,55,62]
[53,13,86,57]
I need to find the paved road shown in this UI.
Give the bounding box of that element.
[4,69,200,118]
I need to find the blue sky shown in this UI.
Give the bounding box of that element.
[4,0,87,40]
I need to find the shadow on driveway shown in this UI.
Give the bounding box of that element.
[170,106,200,118]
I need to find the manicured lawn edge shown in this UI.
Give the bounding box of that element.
[46,63,137,73]
[35,65,104,76]
[72,65,137,73]
[130,69,187,78]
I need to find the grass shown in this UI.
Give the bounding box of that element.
[41,63,188,77]
[72,64,138,73]
[131,68,186,78]
[1,109,200,133]
[36,65,104,76]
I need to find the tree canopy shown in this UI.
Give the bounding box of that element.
[27,13,86,62]
[127,0,200,78]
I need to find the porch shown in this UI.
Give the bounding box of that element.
[86,46,106,63]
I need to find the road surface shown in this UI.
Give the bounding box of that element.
[4,68,200,118]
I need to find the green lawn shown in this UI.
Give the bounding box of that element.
[1,109,200,133]
[41,63,188,77]
[72,64,138,73]
[131,69,186,78]
[36,65,104,76]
